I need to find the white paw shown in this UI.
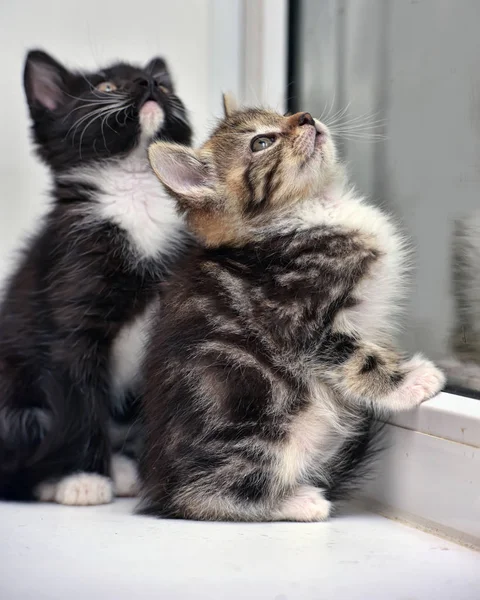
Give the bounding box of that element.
[274,485,331,522]
[34,481,58,502]
[111,454,140,497]
[385,354,446,411]
[38,473,113,506]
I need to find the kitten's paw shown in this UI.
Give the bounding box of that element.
[274,485,331,522]
[111,454,140,497]
[34,480,58,502]
[385,354,446,411]
[53,473,113,506]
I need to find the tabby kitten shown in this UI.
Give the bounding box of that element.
[0,50,192,504]
[138,97,445,522]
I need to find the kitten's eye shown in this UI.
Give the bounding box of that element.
[159,85,170,94]
[251,135,276,153]
[96,81,117,93]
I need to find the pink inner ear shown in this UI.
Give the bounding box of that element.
[160,154,209,194]
[31,63,63,111]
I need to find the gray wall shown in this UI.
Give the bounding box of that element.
[295,0,480,359]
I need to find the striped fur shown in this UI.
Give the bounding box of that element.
[139,106,445,522]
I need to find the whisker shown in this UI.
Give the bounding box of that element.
[326,110,384,129]
[63,91,128,104]
[62,98,128,122]
[77,107,120,156]
[323,101,351,126]
[319,88,336,122]
[77,102,134,157]
[67,101,128,141]
[330,131,388,142]
[169,112,189,126]
[329,121,386,134]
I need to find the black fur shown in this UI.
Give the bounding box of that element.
[0,49,193,501]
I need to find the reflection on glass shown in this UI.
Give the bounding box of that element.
[287,0,480,397]
[289,0,480,396]
[441,212,480,394]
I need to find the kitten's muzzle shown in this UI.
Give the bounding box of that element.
[132,77,163,108]
[314,120,328,148]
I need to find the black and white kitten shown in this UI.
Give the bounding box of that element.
[0,50,192,504]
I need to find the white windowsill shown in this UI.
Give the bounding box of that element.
[362,391,480,548]
[388,391,480,447]
[2,498,479,599]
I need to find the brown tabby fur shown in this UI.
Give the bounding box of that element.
[138,100,445,522]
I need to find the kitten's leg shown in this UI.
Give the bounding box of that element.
[34,367,114,506]
[164,476,333,522]
[108,391,142,497]
[146,451,332,522]
[319,338,445,412]
[111,454,140,497]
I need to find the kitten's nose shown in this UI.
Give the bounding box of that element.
[298,112,315,127]
[134,77,150,88]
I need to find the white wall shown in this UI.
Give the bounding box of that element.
[0,0,232,281]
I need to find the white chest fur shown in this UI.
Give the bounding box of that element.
[66,150,184,261]
[95,155,183,260]
[110,300,157,404]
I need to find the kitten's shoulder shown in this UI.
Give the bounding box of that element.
[292,187,407,258]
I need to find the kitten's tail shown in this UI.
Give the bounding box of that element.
[325,410,385,503]
[0,406,53,499]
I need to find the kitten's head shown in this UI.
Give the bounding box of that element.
[24,49,192,171]
[148,95,339,247]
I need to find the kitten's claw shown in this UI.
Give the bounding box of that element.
[384,354,446,411]
[274,485,331,522]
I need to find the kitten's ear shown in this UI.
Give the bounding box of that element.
[24,50,70,113]
[222,92,239,117]
[148,142,216,209]
[145,57,173,90]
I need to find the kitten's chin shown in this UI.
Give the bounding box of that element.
[139,101,165,139]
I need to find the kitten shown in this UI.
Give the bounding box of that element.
[441,211,480,395]
[0,49,192,504]
[137,96,445,522]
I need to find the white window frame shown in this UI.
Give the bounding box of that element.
[210,0,480,548]
[208,0,288,119]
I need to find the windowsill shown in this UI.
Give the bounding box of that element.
[388,391,480,447]
[2,499,479,599]
[362,392,480,548]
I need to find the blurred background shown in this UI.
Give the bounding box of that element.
[1,0,479,396]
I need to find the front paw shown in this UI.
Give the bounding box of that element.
[384,354,446,411]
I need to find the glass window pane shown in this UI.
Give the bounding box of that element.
[289,0,480,397]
